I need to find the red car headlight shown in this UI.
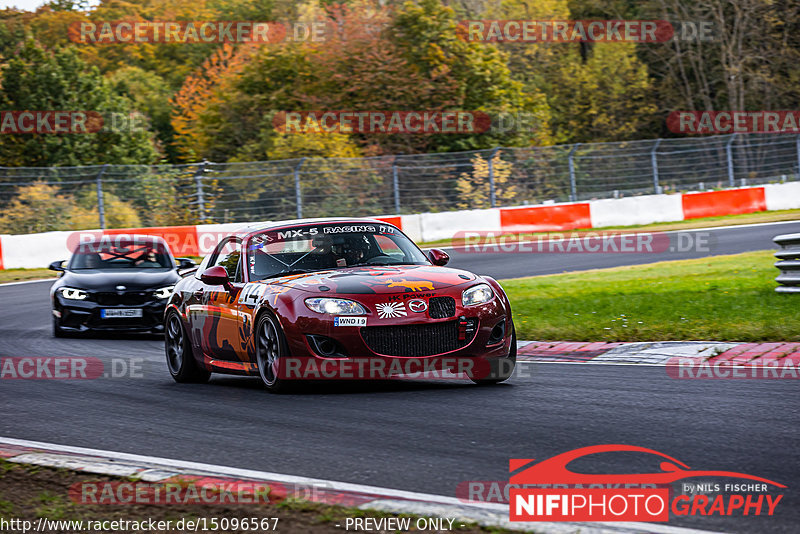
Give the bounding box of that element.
[462,283,494,306]
[305,297,367,316]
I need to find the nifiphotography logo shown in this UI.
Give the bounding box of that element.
[509,444,785,522]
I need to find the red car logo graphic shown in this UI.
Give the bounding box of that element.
[510,444,785,487]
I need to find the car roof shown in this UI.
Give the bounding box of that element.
[239,217,397,237]
[76,234,168,248]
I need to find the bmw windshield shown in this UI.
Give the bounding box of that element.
[247,223,428,281]
[69,241,173,270]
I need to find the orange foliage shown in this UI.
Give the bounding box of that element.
[171,42,253,159]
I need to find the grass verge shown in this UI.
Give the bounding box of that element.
[502,250,797,342]
[0,268,57,284]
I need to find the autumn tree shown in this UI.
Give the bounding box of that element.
[0,40,158,166]
[455,151,516,209]
[0,181,85,233]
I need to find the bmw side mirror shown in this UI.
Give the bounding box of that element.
[48,260,65,272]
[177,257,196,270]
[201,266,234,292]
[427,249,450,266]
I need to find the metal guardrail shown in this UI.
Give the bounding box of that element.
[774,233,800,293]
[0,131,799,230]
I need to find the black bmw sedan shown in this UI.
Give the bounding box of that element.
[49,235,195,336]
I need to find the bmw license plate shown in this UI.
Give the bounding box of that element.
[101,309,143,318]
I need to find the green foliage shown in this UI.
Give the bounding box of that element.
[107,67,178,162]
[0,40,158,166]
[548,43,658,143]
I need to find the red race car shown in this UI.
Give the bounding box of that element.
[164,218,515,392]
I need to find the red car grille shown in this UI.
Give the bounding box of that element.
[428,296,456,319]
[360,319,477,357]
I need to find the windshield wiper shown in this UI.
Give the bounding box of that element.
[261,268,314,279]
[346,261,415,268]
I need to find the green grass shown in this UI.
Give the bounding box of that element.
[0,268,57,283]
[418,208,800,247]
[502,250,798,342]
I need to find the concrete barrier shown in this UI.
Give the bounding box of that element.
[590,194,684,227]
[2,182,797,269]
[764,182,800,211]
[682,187,766,219]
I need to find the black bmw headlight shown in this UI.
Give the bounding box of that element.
[153,286,175,299]
[59,287,88,300]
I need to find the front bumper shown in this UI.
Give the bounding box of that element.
[53,293,167,333]
[276,296,512,380]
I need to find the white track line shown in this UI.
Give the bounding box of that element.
[0,436,723,534]
[0,278,55,287]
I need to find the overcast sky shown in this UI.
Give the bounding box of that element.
[0,0,99,11]
[0,0,46,10]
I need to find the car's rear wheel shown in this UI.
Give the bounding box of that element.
[165,310,210,383]
[255,313,292,393]
[471,324,516,385]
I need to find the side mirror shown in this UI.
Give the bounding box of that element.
[201,266,234,292]
[48,260,65,272]
[427,248,450,266]
[176,257,196,270]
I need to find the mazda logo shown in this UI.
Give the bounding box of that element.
[408,299,427,313]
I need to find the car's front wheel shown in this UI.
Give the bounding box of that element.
[165,310,210,383]
[255,313,293,393]
[471,324,516,385]
[52,316,67,338]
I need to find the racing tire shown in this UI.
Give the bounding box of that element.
[52,316,67,338]
[255,313,293,393]
[165,310,210,384]
[471,324,516,385]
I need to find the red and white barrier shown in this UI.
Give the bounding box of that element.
[2,182,799,269]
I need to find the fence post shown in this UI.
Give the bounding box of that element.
[392,160,401,213]
[194,161,207,223]
[488,147,500,208]
[651,138,662,194]
[796,134,800,179]
[568,143,580,202]
[95,164,108,230]
[294,158,305,219]
[726,133,737,187]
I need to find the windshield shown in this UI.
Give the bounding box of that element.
[247,223,428,281]
[69,242,173,270]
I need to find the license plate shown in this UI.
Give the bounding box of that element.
[101,308,143,318]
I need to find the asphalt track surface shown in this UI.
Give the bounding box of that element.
[1,221,799,533]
